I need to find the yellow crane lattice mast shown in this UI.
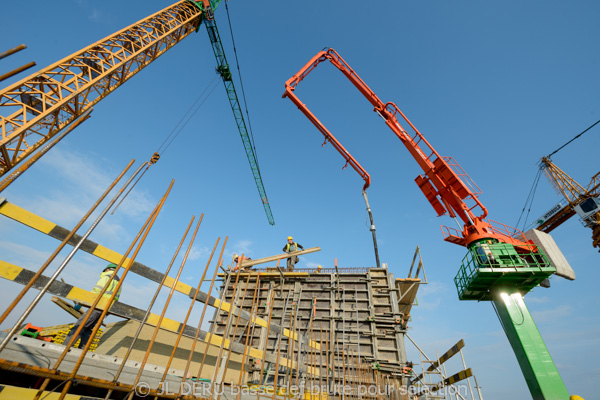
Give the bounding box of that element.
[539,156,600,250]
[0,1,203,176]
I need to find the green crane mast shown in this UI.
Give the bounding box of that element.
[192,0,275,225]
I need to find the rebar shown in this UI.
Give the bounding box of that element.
[216,269,252,399]
[0,159,136,352]
[257,286,275,397]
[125,212,197,400]
[105,215,198,400]
[41,179,174,400]
[150,232,217,400]
[210,258,244,396]
[0,61,36,82]
[177,236,228,397]
[195,256,236,383]
[235,272,260,400]
[0,44,26,59]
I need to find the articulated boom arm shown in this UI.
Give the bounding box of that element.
[284,48,528,247]
[282,53,371,191]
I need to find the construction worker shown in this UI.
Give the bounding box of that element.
[64,263,121,348]
[282,236,303,271]
[232,253,252,271]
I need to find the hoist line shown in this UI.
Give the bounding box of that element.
[223,0,262,175]
[161,78,221,156]
[514,168,542,232]
[110,77,219,216]
[547,118,600,158]
[156,73,221,154]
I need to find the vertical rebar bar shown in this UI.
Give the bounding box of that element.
[287,298,299,396]
[148,222,217,400]
[195,257,236,383]
[105,215,199,400]
[29,169,163,400]
[125,212,198,400]
[177,237,227,397]
[210,261,244,398]
[257,286,275,398]
[216,270,252,399]
[319,325,323,393]
[50,179,174,400]
[235,272,261,400]
[0,159,135,349]
[282,296,295,395]
[325,325,330,396]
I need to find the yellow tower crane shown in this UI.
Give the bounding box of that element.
[536,156,600,250]
[0,0,275,224]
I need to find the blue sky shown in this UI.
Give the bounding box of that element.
[1,1,599,398]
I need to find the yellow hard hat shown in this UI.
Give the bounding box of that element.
[317,265,322,269]
[287,236,293,240]
[570,396,585,400]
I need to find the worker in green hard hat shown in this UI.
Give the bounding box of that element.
[282,236,303,271]
[64,263,121,348]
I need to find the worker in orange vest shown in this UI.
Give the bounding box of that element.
[282,236,303,271]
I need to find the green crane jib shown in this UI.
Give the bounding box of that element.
[191,0,275,225]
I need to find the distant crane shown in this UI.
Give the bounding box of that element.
[535,157,600,250]
[0,0,275,224]
[284,48,574,399]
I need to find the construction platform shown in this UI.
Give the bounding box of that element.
[0,266,422,400]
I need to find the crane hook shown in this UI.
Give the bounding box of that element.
[342,162,349,170]
[322,138,328,147]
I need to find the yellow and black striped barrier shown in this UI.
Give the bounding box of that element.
[0,199,319,351]
[0,259,318,375]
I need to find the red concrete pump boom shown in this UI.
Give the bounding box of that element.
[283,48,530,249]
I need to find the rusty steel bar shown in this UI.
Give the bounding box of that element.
[177,237,227,392]
[0,159,138,354]
[56,180,174,400]
[325,327,330,393]
[271,290,292,400]
[235,272,261,400]
[257,286,275,399]
[0,108,93,192]
[151,232,218,400]
[245,274,263,349]
[357,349,365,394]
[352,350,360,400]
[0,44,26,60]
[104,215,199,400]
[309,319,315,395]
[0,157,132,332]
[285,298,299,395]
[211,259,245,394]
[125,213,198,400]
[319,325,323,391]
[334,333,342,398]
[262,286,290,385]
[216,269,252,399]
[0,61,36,82]
[42,179,174,400]
[195,256,236,382]
[0,359,180,399]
